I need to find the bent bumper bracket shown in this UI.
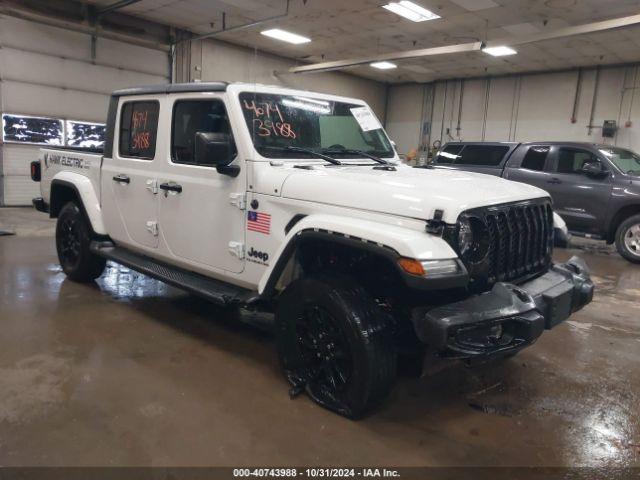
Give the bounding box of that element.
[412,256,594,358]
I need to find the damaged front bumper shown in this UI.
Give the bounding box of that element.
[412,256,594,359]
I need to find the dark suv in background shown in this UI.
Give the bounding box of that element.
[428,142,640,263]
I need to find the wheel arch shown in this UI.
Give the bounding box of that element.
[607,204,640,243]
[50,173,107,236]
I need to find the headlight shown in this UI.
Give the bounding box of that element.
[457,216,490,263]
[420,259,461,276]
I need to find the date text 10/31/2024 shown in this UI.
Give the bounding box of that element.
[233,468,401,478]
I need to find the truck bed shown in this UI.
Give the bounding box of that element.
[39,147,103,205]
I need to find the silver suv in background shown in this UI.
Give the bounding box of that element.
[428,142,640,263]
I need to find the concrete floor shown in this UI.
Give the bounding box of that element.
[0,207,639,467]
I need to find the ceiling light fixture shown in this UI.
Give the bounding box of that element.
[261,28,311,45]
[382,1,441,22]
[483,45,517,56]
[370,61,398,70]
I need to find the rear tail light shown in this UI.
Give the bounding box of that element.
[30,161,41,182]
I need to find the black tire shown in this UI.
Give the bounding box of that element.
[275,274,397,419]
[614,214,640,263]
[56,202,106,282]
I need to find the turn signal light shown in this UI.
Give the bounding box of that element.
[398,258,425,276]
[398,258,461,277]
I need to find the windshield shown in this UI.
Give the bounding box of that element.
[599,147,640,175]
[239,92,395,160]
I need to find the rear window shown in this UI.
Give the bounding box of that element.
[521,146,550,171]
[457,145,509,166]
[119,101,159,159]
[434,144,463,164]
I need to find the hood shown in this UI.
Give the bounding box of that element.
[279,164,549,223]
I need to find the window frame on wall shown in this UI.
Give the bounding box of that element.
[65,120,107,150]
[1,112,107,149]
[1,113,64,146]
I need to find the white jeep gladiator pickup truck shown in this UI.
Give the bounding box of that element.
[31,81,593,418]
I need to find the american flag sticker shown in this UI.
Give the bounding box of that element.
[247,211,271,235]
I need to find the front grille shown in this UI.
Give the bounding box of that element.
[445,199,554,289]
[484,201,553,283]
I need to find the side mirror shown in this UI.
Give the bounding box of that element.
[195,132,239,177]
[581,161,608,178]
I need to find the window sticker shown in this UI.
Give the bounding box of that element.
[350,106,382,132]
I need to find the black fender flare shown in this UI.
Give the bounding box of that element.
[260,229,468,298]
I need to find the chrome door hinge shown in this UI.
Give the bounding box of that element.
[146,221,159,236]
[228,241,245,259]
[229,193,246,210]
[146,179,158,194]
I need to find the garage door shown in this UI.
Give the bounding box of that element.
[0,15,169,206]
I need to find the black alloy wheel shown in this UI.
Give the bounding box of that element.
[275,274,397,419]
[55,202,106,282]
[58,214,82,269]
[294,305,352,396]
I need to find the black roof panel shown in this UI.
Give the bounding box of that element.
[112,82,228,97]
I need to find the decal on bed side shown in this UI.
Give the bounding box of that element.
[44,152,91,170]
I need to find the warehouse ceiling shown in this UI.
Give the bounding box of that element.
[83,0,640,83]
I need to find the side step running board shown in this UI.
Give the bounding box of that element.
[90,241,257,307]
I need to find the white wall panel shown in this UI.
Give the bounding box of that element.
[484,77,518,142]
[0,48,166,97]
[1,81,110,122]
[457,80,486,142]
[0,16,168,77]
[0,16,91,61]
[196,39,388,119]
[2,145,40,206]
[384,84,423,154]
[429,80,446,148]
[387,63,640,155]
[4,176,39,206]
[0,16,168,205]
[96,38,168,77]
[513,71,585,141]
[2,144,40,176]
[616,67,640,150]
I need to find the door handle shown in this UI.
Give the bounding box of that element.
[159,182,183,194]
[547,177,562,184]
[112,174,130,184]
